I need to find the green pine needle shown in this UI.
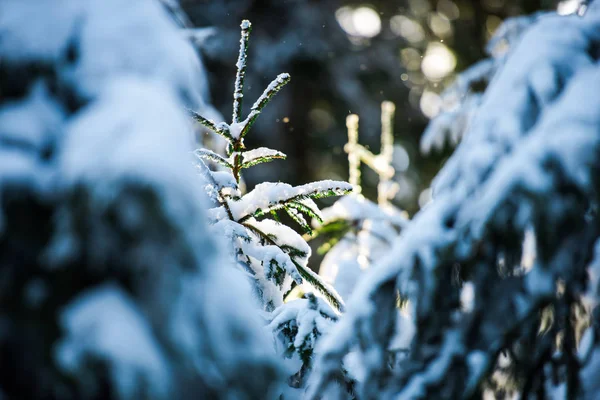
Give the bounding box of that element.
[194,149,233,169]
[241,154,286,169]
[188,109,234,141]
[285,206,313,234]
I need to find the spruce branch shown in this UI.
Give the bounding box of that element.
[195,158,234,220]
[233,19,252,124]
[188,109,233,141]
[242,222,345,313]
[231,153,244,183]
[311,220,351,238]
[194,148,233,169]
[308,219,354,252]
[344,102,398,207]
[189,21,291,186]
[293,260,345,313]
[287,201,323,224]
[270,209,281,222]
[240,73,291,138]
[279,244,309,260]
[235,181,352,223]
[240,147,287,169]
[346,114,361,194]
[285,206,313,235]
[191,21,352,368]
[378,101,396,206]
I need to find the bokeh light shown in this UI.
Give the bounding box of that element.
[421,42,456,81]
[408,0,431,16]
[336,5,381,38]
[400,47,422,71]
[428,12,452,38]
[390,15,425,43]
[419,90,442,118]
[557,0,583,15]
[437,0,460,20]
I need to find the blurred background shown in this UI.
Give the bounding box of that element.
[182,0,566,215]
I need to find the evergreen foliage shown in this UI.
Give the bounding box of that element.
[191,20,350,313]
[0,1,284,399]
[189,20,352,391]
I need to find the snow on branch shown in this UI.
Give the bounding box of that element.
[189,25,290,182]
[239,73,291,138]
[249,219,312,266]
[194,148,233,169]
[188,109,234,141]
[239,147,286,169]
[233,181,352,223]
[233,19,251,124]
[432,9,600,196]
[344,102,397,208]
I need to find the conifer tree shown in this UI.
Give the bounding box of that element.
[190,19,350,313]
[189,20,353,392]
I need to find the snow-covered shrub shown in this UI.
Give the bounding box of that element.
[309,3,600,399]
[0,1,283,399]
[189,20,352,391]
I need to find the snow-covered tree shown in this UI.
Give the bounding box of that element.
[189,20,353,392]
[309,2,600,399]
[190,19,351,313]
[0,1,283,399]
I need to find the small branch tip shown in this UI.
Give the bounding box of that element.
[241,20,252,30]
[382,101,396,113]
[346,114,359,126]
